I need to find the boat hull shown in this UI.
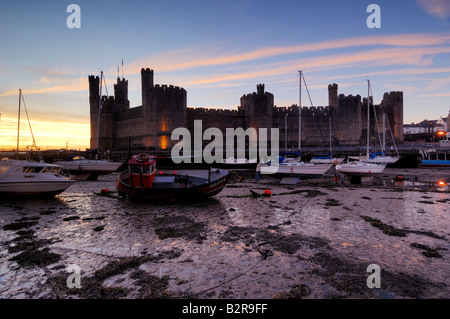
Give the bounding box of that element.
[419,160,450,168]
[336,162,386,177]
[116,170,231,201]
[0,180,75,196]
[55,161,122,175]
[257,162,332,177]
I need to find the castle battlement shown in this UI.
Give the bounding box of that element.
[89,67,404,152]
[154,84,186,93]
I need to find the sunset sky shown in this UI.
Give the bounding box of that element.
[1,0,450,150]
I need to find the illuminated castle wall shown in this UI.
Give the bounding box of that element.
[89,68,403,152]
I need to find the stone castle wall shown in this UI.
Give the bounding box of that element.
[89,69,404,153]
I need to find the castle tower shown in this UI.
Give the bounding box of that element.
[114,77,128,105]
[140,68,157,148]
[380,91,404,142]
[240,84,274,130]
[89,75,100,150]
[328,83,339,109]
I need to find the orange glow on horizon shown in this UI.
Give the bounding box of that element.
[0,116,90,151]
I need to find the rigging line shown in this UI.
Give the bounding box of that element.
[301,73,327,150]
[369,82,383,153]
[21,93,37,149]
[385,116,400,156]
[101,71,109,97]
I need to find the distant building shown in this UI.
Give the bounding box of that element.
[89,68,404,153]
[403,114,449,142]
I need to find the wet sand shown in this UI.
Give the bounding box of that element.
[0,168,448,299]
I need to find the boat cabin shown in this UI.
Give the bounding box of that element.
[128,154,157,187]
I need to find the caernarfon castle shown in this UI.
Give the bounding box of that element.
[89,68,403,153]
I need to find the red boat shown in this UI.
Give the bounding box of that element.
[116,154,232,201]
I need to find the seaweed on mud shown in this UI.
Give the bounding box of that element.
[309,252,368,297]
[93,225,105,232]
[3,216,61,268]
[324,198,341,207]
[40,209,57,215]
[417,200,435,205]
[220,226,330,255]
[309,252,443,298]
[361,216,445,240]
[305,190,328,198]
[360,216,407,237]
[63,216,80,221]
[130,269,171,299]
[153,216,207,243]
[273,284,312,299]
[3,219,39,231]
[410,243,443,258]
[9,247,61,268]
[52,249,182,299]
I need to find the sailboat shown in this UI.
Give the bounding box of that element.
[311,117,345,164]
[256,70,332,177]
[349,100,399,165]
[0,89,75,196]
[55,71,123,180]
[336,80,386,177]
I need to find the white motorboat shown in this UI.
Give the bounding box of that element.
[0,159,75,196]
[0,89,75,196]
[55,156,123,180]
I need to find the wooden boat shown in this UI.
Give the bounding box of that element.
[116,154,231,201]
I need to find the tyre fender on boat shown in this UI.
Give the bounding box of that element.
[135,154,150,162]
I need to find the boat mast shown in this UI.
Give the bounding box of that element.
[329,116,332,157]
[366,80,370,159]
[96,71,103,160]
[16,89,21,160]
[298,70,302,153]
[285,113,288,152]
[382,113,386,155]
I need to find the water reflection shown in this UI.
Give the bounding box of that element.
[384,179,448,192]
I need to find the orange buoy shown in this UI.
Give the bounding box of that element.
[263,190,272,196]
[100,188,110,196]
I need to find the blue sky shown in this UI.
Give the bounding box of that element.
[1,0,450,149]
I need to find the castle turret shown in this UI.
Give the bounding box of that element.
[380,91,404,142]
[328,83,338,109]
[89,75,100,150]
[114,77,129,105]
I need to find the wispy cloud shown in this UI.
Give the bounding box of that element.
[174,45,450,87]
[125,33,450,76]
[0,77,88,97]
[418,0,450,19]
